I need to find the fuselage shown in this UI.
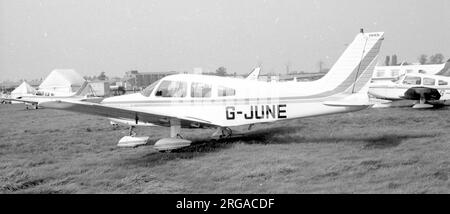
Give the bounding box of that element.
[101,74,368,128]
[369,73,450,100]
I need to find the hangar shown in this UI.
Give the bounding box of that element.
[38,69,86,95]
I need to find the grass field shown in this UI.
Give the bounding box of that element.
[1,103,449,193]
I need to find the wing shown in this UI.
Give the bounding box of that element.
[3,98,38,104]
[40,100,217,129]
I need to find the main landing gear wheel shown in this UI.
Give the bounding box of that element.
[128,125,137,137]
[153,119,192,152]
[117,125,149,148]
[412,96,433,109]
[220,127,233,139]
[211,127,233,140]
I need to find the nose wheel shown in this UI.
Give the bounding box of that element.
[128,125,137,136]
[212,127,233,139]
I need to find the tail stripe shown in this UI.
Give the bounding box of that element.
[292,34,383,99]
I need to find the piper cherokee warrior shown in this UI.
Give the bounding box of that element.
[40,30,385,151]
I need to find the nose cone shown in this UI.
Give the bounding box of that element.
[101,93,145,104]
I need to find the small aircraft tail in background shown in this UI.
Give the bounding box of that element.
[245,67,261,81]
[435,58,450,76]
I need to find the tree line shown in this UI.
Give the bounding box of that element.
[384,53,446,66]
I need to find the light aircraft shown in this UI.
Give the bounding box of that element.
[5,81,101,109]
[371,61,449,83]
[40,31,384,151]
[369,72,450,108]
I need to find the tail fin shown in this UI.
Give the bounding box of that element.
[317,31,384,94]
[73,81,96,97]
[435,58,450,76]
[246,67,261,80]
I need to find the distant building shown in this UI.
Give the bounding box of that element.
[258,71,328,82]
[279,71,328,82]
[122,70,178,91]
[39,69,85,94]
[88,81,110,97]
[259,74,280,82]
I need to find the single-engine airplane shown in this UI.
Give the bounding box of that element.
[40,31,384,151]
[369,72,450,108]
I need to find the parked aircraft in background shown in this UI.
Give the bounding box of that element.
[369,73,450,108]
[371,61,449,83]
[5,81,101,109]
[245,67,261,81]
[40,30,384,151]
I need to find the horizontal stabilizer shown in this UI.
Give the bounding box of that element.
[3,98,38,104]
[323,88,373,107]
[322,100,373,107]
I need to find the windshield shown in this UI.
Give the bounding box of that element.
[141,80,160,97]
[154,80,187,98]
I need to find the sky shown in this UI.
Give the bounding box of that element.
[1,0,449,81]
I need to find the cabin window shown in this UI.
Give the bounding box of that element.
[403,76,421,85]
[141,80,160,97]
[191,82,212,98]
[218,86,236,97]
[423,78,436,86]
[376,70,385,77]
[391,69,400,77]
[154,80,187,97]
[439,80,448,86]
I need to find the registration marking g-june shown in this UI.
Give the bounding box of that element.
[225,104,287,120]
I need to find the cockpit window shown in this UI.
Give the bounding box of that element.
[439,80,448,86]
[218,86,236,97]
[154,80,187,97]
[191,82,212,98]
[403,76,421,85]
[423,78,436,86]
[141,80,160,97]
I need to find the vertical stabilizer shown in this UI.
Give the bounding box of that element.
[316,31,384,94]
[435,59,450,76]
[74,81,96,97]
[246,67,261,81]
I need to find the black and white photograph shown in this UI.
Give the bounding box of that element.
[1,0,449,202]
